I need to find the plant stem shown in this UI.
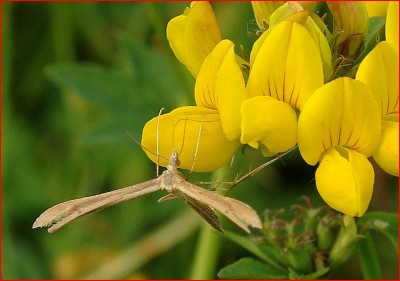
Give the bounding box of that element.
[189,166,232,279]
[358,232,382,279]
[189,222,221,279]
[49,2,75,61]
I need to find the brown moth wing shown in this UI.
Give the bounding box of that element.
[33,178,160,233]
[174,180,262,234]
[169,188,223,232]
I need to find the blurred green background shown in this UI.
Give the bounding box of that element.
[2,2,398,279]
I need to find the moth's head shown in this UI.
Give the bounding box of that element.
[168,149,180,169]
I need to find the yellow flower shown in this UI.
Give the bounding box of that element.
[141,106,239,172]
[372,120,399,176]
[241,21,325,155]
[298,78,381,164]
[316,146,374,217]
[241,96,297,157]
[298,78,381,216]
[356,41,399,176]
[247,21,324,110]
[356,2,398,176]
[356,42,398,121]
[166,1,222,77]
[141,40,245,171]
[194,40,246,141]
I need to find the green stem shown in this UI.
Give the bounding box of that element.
[2,2,12,101]
[49,2,75,61]
[189,222,221,279]
[358,232,382,279]
[189,166,232,279]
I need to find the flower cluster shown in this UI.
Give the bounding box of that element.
[141,2,398,217]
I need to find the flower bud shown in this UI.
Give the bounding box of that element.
[166,2,222,77]
[328,215,359,268]
[269,2,309,27]
[317,216,340,251]
[251,1,285,28]
[287,248,313,274]
[328,2,368,60]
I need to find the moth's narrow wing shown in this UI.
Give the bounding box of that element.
[33,178,160,233]
[175,181,262,234]
[170,189,223,232]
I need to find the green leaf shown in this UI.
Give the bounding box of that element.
[222,231,286,272]
[79,118,146,146]
[115,32,193,107]
[358,232,382,279]
[289,267,330,280]
[358,211,398,253]
[218,257,288,279]
[45,62,141,113]
[354,16,386,65]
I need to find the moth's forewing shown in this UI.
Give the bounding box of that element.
[170,188,223,232]
[33,178,161,233]
[174,181,262,234]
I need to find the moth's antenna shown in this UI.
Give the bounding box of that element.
[156,108,165,176]
[125,132,169,163]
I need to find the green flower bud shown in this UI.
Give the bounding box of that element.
[317,221,338,251]
[287,248,314,274]
[328,215,360,268]
[328,2,368,61]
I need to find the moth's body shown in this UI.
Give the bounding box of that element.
[33,150,262,234]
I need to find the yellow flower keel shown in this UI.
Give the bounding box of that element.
[141,106,240,172]
[316,147,374,217]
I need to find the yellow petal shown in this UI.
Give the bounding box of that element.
[141,106,240,172]
[195,40,246,140]
[166,2,222,77]
[386,1,399,54]
[373,120,399,177]
[298,78,381,165]
[195,39,232,109]
[297,2,318,12]
[241,96,297,157]
[247,21,324,110]
[304,17,333,82]
[316,146,374,217]
[249,27,271,69]
[251,1,285,27]
[251,12,332,83]
[356,41,399,120]
[365,1,389,17]
[166,14,188,68]
[263,3,333,83]
[269,2,309,27]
